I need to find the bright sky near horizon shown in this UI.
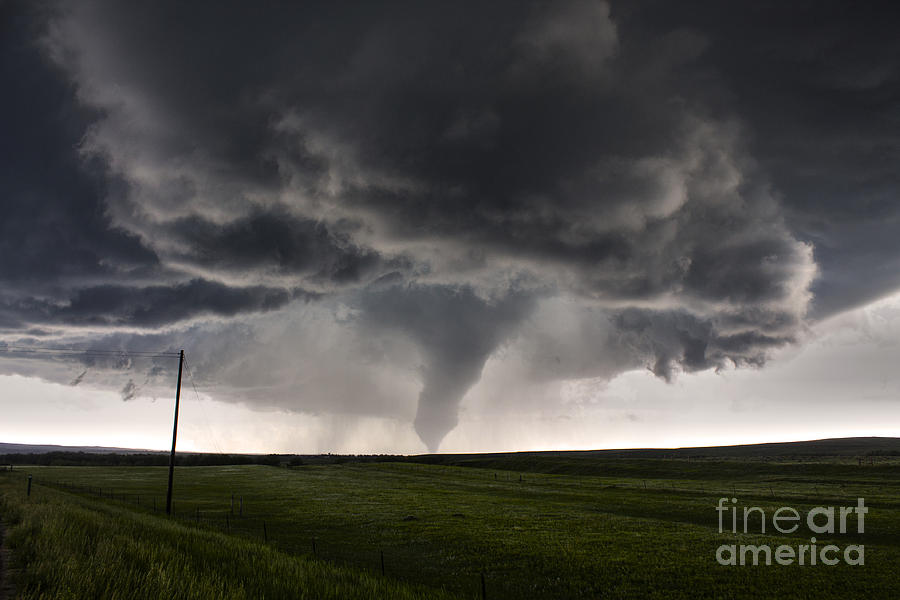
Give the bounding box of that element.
[4,291,899,454]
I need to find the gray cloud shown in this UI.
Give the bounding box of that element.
[166,208,403,286]
[1,279,301,328]
[0,0,895,449]
[0,2,160,296]
[624,1,900,317]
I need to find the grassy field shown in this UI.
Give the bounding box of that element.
[0,476,456,600]
[2,456,899,599]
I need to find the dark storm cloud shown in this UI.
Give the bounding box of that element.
[168,208,398,285]
[0,2,159,289]
[515,301,795,388]
[1,279,300,328]
[56,279,298,326]
[238,1,815,314]
[0,1,390,336]
[622,0,900,317]
[611,308,793,381]
[2,0,896,448]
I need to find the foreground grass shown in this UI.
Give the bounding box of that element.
[6,459,900,599]
[0,478,457,600]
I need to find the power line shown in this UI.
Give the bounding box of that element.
[0,345,181,359]
[183,354,226,455]
[2,345,181,355]
[1,344,228,455]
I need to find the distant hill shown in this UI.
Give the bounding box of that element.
[0,442,161,455]
[0,443,280,467]
[403,437,900,478]
[3,435,898,459]
[414,437,900,462]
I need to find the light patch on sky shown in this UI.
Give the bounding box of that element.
[446,292,900,452]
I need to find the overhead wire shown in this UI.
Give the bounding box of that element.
[0,345,180,359]
[183,354,226,456]
[2,345,181,355]
[0,344,229,456]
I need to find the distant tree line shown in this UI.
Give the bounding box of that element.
[0,451,415,467]
[0,452,282,467]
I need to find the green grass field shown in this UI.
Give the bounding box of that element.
[2,456,899,598]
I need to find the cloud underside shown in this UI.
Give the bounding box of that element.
[2,0,897,449]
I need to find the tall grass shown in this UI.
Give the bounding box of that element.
[0,480,458,600]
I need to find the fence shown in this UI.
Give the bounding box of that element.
[3,467,872,599]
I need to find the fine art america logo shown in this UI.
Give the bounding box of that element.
[715,497,867,566]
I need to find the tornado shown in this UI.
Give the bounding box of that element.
[360,283,534,451]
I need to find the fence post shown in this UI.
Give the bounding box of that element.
[27,474,32,497]
[481,572,486,600]
[381,550,385,575]
[263,521,268,543]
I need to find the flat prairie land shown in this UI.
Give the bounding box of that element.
[2,455,899,599]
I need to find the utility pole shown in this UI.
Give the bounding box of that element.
[166,349,184,515]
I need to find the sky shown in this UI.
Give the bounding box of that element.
[1,0,899,454]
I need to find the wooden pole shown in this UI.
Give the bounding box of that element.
[166,350,185,516]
